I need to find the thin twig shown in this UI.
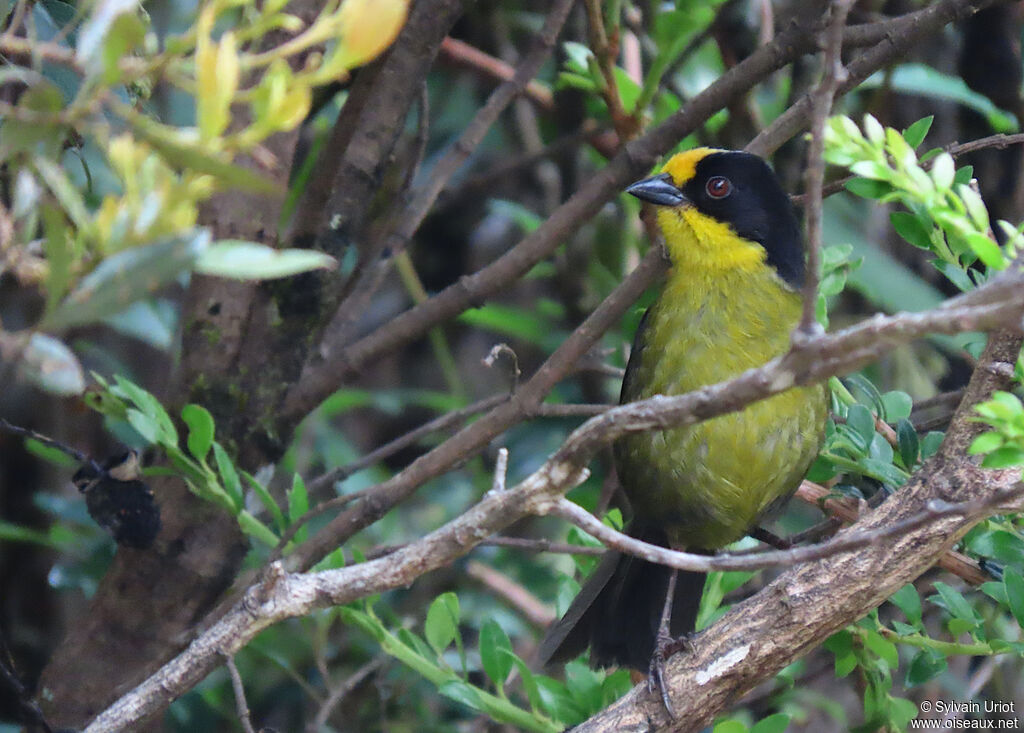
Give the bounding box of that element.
[223,655,256,733]
[308,658,383,733]
[798,0,853,335]
[0,418,92,465]
[307,394,508,494]
[467,560,555,627]
[438,37,555,110]
[545,484,1024,574]
[481,535,605,556]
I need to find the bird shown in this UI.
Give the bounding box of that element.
[538,148,828,679]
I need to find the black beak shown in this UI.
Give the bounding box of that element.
[626,173,688,206]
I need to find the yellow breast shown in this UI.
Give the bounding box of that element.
[614,207,827,549]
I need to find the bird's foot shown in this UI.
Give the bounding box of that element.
[647,633,691,719]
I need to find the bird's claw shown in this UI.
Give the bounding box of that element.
[647,633,691,719]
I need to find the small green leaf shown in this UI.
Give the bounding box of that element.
[846,405,876,453]
[881,391,912,421]
[920,431,945,459]
[212,442,243,512]
[243,472,287,532]
[126,408,160,444]
[76,0,137,66]
[750,713,791,733]
[968,431,1004,455]
[863,630,899,669]
[237,509,280,547]
[287,473,309,529]
[479,620,513,688]
[930,581,976,623]
[844,178,893,199]
[194,241,336,280]
[889,211,933,250]
[1003,568,1024,628]
[897,420,919,467]
[902,116,933,148]
[425,592,459,657]
[981,445,1024,469]
[438,680,483,712]
[44,230,209,330]
[965,232,1005,270]
[713,721,750,733]
[181,404,215,461]
[889,584,922,626]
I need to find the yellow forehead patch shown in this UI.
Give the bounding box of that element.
[660,147,725,187]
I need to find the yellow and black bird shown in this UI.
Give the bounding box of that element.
[539,148,828,673]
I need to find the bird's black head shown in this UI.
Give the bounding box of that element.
[627,148,805,288]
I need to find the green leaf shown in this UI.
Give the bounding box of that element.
[889,584,922,625]
[41,203,73,313]
[194,241,336,280]
[750,713,791,733]
[124,113,282,194]
[44,230,209,330]
[438,680,483,712]
[969,431,1004,455]
[861,64,1018,133]
[181,404,215,461]
[844,178,893,200]
[930,582,976,623]
[34,157,92,235]
[479,620,513,689]
[713,721,750,733]
[212,442,243,512]
[881,391,912,421]
[1004,568,1024,628]
[863,630,899,670]
[243,471,287,533]
[967,529,1024,566]
[76,0,137,67]
[425,592,459,657]
[506,653,543,712]
[287,473,309,532]
[897,420,919,468]
[920,431,945,459]
[965,232,1005,270]
[902,116,933,148]
[846,405,876,453]
[126,407,160,444]
[889,211,933,250]
[237,509,280,547]
[981,445,1024,469]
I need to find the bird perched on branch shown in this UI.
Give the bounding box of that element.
[539,148,828,684]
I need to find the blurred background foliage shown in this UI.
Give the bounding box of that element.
[2,0,1024,731]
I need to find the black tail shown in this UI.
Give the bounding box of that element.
[536,524,706,671]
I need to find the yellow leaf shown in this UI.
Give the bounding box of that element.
[337,0,408,69]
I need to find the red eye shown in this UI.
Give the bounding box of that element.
[705,176,732,199]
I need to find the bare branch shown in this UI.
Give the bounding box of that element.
[799,0,853,335]
[223,655,256,733]
[467,560,555,628]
